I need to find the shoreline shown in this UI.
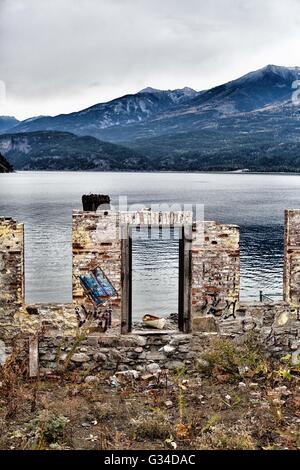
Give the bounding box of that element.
[2,169,300,176]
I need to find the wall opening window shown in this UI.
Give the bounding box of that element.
[239,225,284,302]
[132,226,179,331]
[24,218,72,304]
[121,224,192,334]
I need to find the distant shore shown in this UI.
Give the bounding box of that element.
[2,169,300,176]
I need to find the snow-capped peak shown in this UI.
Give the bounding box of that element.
[262,64,300,80]
[139,87,163,94]
[139,86,197,96]
[237,64,300,85]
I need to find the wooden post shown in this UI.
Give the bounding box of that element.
[121,225,132,333]
[178,225,192,333]
[183,225,192,333]
[29,335,39,377]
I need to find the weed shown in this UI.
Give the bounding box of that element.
[56,320,93,372]
[201,414,220,433]
[175,422,189,439]
[173,367,189,426]
[0,345,27,419]
[133,410,170,440]
[93,402,118,422]
[275,367,293,381]
[200,336,270,380]
[267,397,284,425]
[26,410,69,449]
[195,422,255,450]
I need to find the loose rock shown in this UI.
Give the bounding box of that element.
[85,375,99,384]
[146,363,161,373]
[71,353,90,363]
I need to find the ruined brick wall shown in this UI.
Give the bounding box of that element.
[192,221,240,332]
[0,218,24,360]
[15,304,78,336]
[1,209,300,374]
[0,217,24,313]
[219,301,300,360]
[72,209,193,317]
[284,209,300,306]
[72,210,122,313]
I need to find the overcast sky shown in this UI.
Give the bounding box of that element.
[1,0,300,120]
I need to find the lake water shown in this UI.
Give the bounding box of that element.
[0,171,298,318]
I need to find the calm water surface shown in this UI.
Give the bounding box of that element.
[0,171,298,318]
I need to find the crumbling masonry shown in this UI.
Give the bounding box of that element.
[0,207,299,375]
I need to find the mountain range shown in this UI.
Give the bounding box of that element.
[1,64,300,172]
[0,131,148,171]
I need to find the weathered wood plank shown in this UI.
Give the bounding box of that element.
[29,335,39,377]
[178,225,192,333]
[183,225,192,333]
[121,224,132,333]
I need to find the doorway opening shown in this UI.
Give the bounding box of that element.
[121,224,192,334]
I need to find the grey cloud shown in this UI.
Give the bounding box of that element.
[0,0,300,119]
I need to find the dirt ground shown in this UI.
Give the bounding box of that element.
[0,337,299,450]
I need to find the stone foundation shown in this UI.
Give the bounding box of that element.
[38,332,197,374]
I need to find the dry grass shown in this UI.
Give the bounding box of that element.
[1,338,300,450]
[194,421,255,450]
[132,409,170,440]
[199,335,270,380]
